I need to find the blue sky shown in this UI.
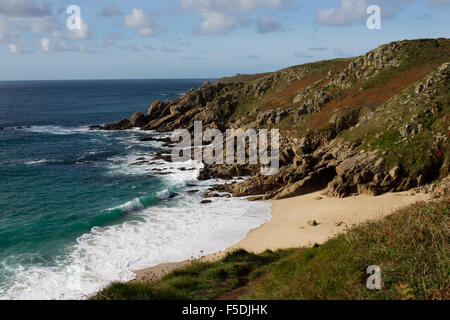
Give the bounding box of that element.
[0,0,448,80]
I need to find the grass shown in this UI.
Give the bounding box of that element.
[292,39,449,137]
[92,249,293,300]
[226,40,448,133]
[93,200,449,300]
[227,58,351,120]
[231,95,259,118]
[218,73,270,85]
[246,200,449,300]
[361,39,449,90]
[339,59,450,181]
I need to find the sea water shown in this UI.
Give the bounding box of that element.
[0,80,271,300]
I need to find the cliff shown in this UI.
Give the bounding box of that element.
[95,38,450,200]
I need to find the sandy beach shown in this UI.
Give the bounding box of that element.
[134,190,430,283]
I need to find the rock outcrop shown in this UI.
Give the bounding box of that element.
[94,39,450,201]
[103,118,132,130]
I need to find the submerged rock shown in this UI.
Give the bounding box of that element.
[89,125,104,130]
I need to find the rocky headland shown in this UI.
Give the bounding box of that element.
[91,39,450,201]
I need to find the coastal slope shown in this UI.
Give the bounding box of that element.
[94,197,449,300]
[92,38,450,300]
[98,38,450,202]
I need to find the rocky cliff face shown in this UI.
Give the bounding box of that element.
[94,38,450,200]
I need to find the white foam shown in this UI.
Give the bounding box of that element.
[24,159,49,165]
[1,130,271,300]
[105,152,204,188]
[0,196,271,300]
[22,125,92,135]
[22,125,148,137]
[157,189,171,200]
[108,198,144,213]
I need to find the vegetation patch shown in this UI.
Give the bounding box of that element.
[92,249,292,300]
[93,200,449,300]
[246,200,449,300]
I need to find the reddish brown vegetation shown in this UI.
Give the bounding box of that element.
[258,60,350,112]
[308,63,440,129]
[258,73,325,112]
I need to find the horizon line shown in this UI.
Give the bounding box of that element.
[0,77,222,82]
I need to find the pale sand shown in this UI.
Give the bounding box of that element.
[134,190,429,283]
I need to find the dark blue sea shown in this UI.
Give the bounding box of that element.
[0,80,270,300]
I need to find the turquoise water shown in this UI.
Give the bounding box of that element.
[0,80,271,300]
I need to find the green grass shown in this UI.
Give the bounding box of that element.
[226,58,352,120]
[230,95,259,118]
[361,39,450,89]
[218,73,271,85]
[92,249,292,300]
[340,64,450,179]
[246,200,449,300]
[282,58,355,75]
[93,200,449,301]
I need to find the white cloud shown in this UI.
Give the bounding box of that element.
[0,0,58,55]
[316,0,371,25]
[124,8,155,37]
[0,0,56,46]
[28,16,54,33]
[40,37,50,52]
[315,0,410,26]
[65,18,90,40]
[103,32,126,47]
[0,0,52,17]
[53,40,81,52]
[37,36,83,53]
[196,11,236,34]
[257,14,283,33]
[8,42,32,54]
[182,0,291,34]
[0,0,96,55]
[182,0,290,12]
[49,17,90,42]
[137,27,154,37]
[97,4,123,17]
[8,43,19,53]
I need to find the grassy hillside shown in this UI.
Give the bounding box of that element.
[223,39,449,137]
[95,39,449,300]
[93,200,449,300]
[341,62,450,180]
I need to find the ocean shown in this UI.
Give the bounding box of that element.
[0,79,271,300]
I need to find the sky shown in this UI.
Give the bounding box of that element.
[0,0,449,80]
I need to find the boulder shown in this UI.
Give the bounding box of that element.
[273,167,336,200]
[88,125,104,130]
[307,220,319,227]
[389,166,401,180]
[103,118,132,130]
[147,100,169,119]
[129,111,148,127]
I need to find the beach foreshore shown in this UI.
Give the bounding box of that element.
[133,190,429,283]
